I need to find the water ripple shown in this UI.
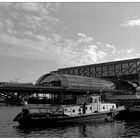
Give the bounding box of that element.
[0,106,140,137]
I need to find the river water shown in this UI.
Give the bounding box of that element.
[0,105,140,138]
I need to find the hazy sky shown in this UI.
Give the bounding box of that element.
[0,2,140,83]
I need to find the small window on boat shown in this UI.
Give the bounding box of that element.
[99,97,101,102]
[72,110,75,113]
[86,107,87,110]
[112,106,114,108]
[64,109,67,112]
[90,107,92,110]
[89,98,92,103]
[103,106,105,109]
[95,99,97,103]
[79,109,81,112]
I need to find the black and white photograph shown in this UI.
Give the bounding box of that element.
[0,1,140,138]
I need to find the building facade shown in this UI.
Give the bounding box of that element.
[53,58,140,86]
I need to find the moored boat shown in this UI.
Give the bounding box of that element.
[13,95,125,127]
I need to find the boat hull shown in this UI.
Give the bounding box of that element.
[14,111,119,127]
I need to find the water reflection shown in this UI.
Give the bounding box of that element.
[15,123,80,137]
[79,124,87,137]
[14,120,127,137]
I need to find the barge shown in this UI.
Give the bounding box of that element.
[13,95,124,127]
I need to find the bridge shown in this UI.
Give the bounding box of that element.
[0,83,67,104]
[0,81,125,100]
[0,73,139,105]
[0,84,138,106]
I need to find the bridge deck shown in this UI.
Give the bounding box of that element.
[0,84,127,94]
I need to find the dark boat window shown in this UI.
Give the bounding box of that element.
[112,106,114,108]
[90,107,92,110]
[64,109,67,111]
[86,107,87,110]
[103,106,105,109]
[99,97,101,102]
[89,98,92,103]
[79,109,81,112]
[72,110,75,113]
[95,99,97,103]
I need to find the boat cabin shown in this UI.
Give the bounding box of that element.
[63,95,116,116]
[23,94,116,117]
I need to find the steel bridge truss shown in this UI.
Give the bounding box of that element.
[55,58,140,85]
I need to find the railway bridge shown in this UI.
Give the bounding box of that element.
[53,58,140,86]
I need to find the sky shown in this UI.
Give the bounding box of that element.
[0,2,140,83]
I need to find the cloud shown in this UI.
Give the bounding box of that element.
[96,42,102,45]
[126,49,135,53]
[112,48,138,62]
[14,3,59,15]
[20,15,42,29]
[0,22,3,29]
[106,43,114,48]
[24,31,35,37]
[5,19,14,29]
[0,3,61,35]
[0,3,139,68]
[120,19,140,27]
[117,48,136,55]
[0,30,109,67]
[76,33,94,46]
[105,44,116,54]
[85,45,98,62]
[98,51,107,59]
[77,33,86,37]
[0,28,137,67]
[15,3,43,12]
